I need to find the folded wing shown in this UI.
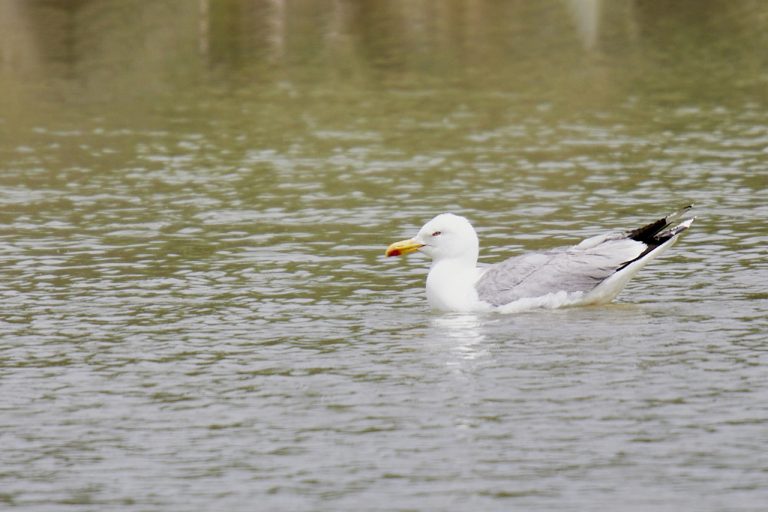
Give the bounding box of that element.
[475,206,694,306]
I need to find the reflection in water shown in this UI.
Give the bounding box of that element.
[566,0,602,50]
[431,314,489,364]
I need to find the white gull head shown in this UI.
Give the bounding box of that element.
[386,213,485,312]
[417,213,479,263]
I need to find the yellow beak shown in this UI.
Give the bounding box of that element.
[385,238,424,257]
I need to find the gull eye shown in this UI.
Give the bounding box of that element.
[431,231,442,237]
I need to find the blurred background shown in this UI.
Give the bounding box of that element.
[2,0,768,101]
[2,0,766,241]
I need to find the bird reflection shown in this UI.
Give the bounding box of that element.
[431,314,490,364]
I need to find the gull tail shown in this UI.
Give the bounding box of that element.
[627,204,693,244]
[585,206,695,304]
[618,205,695,271]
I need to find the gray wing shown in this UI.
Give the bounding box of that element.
[475,235,644,306]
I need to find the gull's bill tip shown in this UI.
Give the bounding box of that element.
[385,238,424,257]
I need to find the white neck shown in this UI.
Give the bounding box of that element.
[425,257,483,312]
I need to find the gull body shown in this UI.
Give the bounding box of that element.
[385,207,694,312]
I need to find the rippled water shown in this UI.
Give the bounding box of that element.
[2,1,768,511]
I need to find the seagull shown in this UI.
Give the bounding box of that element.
[385,206,694,312]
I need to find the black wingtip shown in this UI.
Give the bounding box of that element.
[617,207,694,272]
[629,205,694,244]
[627,218,667,244]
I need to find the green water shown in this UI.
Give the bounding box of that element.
[1,1,767,510]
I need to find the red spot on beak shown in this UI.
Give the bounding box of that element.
[385,239,422,257]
